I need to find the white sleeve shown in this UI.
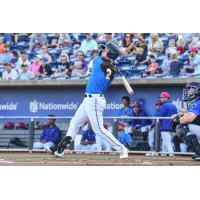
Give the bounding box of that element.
[2,72,6,80]
[13,71,19,80]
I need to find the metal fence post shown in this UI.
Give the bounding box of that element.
[155,118,161,152]
[28,118,35,152]
[112,118,118,139]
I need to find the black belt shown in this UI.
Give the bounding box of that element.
[85,94,104,97]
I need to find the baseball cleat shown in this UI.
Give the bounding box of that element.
[54,151,64,159]
[192,155,200,161]
[119,148,129,159]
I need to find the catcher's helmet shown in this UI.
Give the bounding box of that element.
[183,82,200,101]
[99,42,120,60]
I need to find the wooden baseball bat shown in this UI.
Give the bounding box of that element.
[115,66,134,95]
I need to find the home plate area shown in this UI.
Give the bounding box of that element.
[0,151,199,166]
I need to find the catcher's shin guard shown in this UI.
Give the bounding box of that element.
[57,136,72,153]
[184,134,200,156]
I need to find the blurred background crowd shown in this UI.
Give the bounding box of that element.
[1,33,200,80]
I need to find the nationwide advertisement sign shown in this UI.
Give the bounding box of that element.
[0,86,184,121]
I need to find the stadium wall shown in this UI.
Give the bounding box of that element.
[0,78,197,120]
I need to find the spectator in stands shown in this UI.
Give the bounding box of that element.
[176,38,185,54]
[3,34,12,46]
[2,63,18,80]
[145,54,159,75]
[161,51,172,74]
[57,33,72,48]
[157,91,177,156]
[120,33,135,56]
[9,51,18,70]
[96,33,106,44]
[19,64,35,80]
[37,57,53,80]
[133,47,149,66]
[71,33,81,43]
[148,33,164,57]
[71,44,81,59]
[70,51,88,78]
[165,39,177,55]
[169,51,183,76]
[189,34,200,49]
[74,121,97,152]
[113,33,124,45]
[40,45,52,64]
[185,47,200,74]
[52,52,71,79]
[134,33,148,54]
[0,45,12,66]
[30,55,42,75]
[104,33,118,45]
[33,114,61,151]
[181,33,195,49]
[130,102,149,142]
[29,33,48,51]
[48,38,58,49]
[0,37,5,54]
[16,51,31,74]
[79,33,98,56]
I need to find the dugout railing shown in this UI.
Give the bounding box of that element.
[0,116,194,156]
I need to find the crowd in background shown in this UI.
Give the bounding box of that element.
[1,33,200,80]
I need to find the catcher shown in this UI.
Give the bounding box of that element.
[172,82,200,161]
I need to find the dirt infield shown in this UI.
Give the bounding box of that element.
[0,152,199,166]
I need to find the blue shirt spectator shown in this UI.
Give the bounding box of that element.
[131,102,148,130]
[3,34,12,45]
[40,123,61,143]
[81,129,96,144]
[0,46,12,67]
[118,132,132,145]
[170,59,183,76]
[150,100,162,128]
[33,115,61,150]
[118,96,133,124]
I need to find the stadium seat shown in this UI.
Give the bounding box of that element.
[79,34,86,41]
[17,34,29,43]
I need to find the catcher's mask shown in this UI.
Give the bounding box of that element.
[183,82,200,101]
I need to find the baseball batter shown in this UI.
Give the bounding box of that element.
[174,82,200,161]
[54,42,129,158]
